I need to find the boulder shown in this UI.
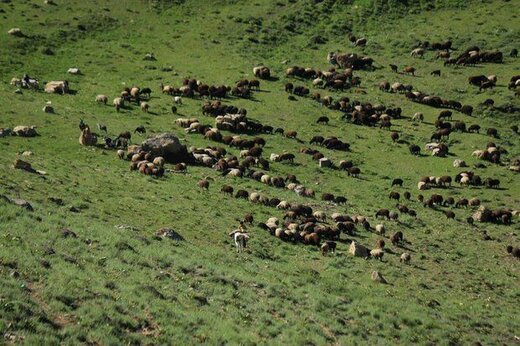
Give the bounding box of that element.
[349,241,369,258]
[371,271,387,284]
[472,205,493,222]
[13,126,38,137]
[154,228,184,241]
[140,133,190,163]
[453,159,467,167]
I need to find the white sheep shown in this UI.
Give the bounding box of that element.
[174,96,182,105]
[153,157,165,167]
[96,94,108,104]
[140,101,149,113]
[276,201,291,210]
[400,253,411,263]
[270,153,280,162]
[370,248,384,260]
[117,150,125,159]
[227,168,242,177]
[267,217,279,226]
[313,211,326,221]
[412,112,423,122]
[375,224,385,235]
[417,181,428,190]
[260,175,271,185]
[249,192,260,203]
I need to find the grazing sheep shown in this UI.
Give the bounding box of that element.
[392,178,403,187]
[174,96,182,105]
[403,66,416,76]
[113,97,124,111]
[221,185,234,195]
[321,241,337,256]
[117,150,125,159]
[153,157,165,167]
[375,224,385,235]
[390,132,399,142]
[410,48,425,58]
[390,231,403,246]
[370,248,384,261]
[198,179,209,190]
[96,94,108,104]
[412,112,424,122]
[400,253,411,263]
[140,101,149,112]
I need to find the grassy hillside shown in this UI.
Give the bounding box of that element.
[0,0,519,344]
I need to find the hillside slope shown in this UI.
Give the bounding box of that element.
[0,0,519,344]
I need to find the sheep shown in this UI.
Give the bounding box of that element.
[412,112,423,122]
[174,96,182,105]
[117,150,125,159]
[370,248,384,261]
[140,101,149,113]
[221,185,234,195]
[410,48,425,58]
[313,211,326,221]
[403,66,416,76]
[198,179,209,190]
[400,253,411,263]
[96,94,108,104]
[277,201,291,210]
[390,231,404,246]
[153,157,165,167]
[375,224,385,235]
[392,178,403,187]
[113,97,124,111]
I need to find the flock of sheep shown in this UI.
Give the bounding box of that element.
[7,31,520,275]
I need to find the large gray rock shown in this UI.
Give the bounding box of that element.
[140,133,190,163]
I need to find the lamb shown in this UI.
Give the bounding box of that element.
[400,253,411,263]
[375,224,385,235]
[174,96,182,105]
[117,150,125,159]
[221,185,234,195]
[410,48,425,58]
[391,178,403,187]
[390,231,404,246]
[95,94,108,104]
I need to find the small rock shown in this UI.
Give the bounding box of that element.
[21,151,33,156]
[371,271,387,284]
[155,228,184,241]
[67,68,81,75]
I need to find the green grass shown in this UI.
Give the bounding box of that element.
[1,0,519,344]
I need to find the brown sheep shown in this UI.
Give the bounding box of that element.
[403,66,416,76]
[198,179,209,190]
[221,185,234,195]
